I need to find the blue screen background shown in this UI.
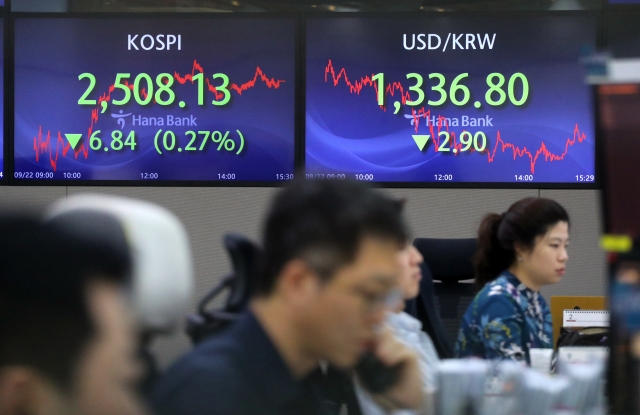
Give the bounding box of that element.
[305,15,597,184]
[14,17,296,181]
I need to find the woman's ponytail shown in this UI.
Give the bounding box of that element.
[474,213,513,288]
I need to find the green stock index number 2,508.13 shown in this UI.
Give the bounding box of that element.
[371,72,529,107]
[76,72,232,107]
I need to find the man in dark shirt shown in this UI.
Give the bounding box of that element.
[0,215,144,415]
[152,179,424,415]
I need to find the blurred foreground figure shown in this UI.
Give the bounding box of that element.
[46,195,195,396]
[153,179,424,415]
[0,214,144,415]
[46,195,194,335]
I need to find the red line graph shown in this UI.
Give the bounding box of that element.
[408,108,587,174]
[325,59,411,107]
[33,128,86,172]
[33,60,286,171]
[324,59,589,174]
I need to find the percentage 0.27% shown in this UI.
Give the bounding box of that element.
[65,129,246,156]
[154,130,245,155]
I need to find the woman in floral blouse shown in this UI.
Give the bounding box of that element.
[455,197,570,364]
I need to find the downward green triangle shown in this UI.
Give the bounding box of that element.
[412,135,430,151]
[65,134,83,150]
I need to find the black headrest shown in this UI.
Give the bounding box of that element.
[223,234,262,313]
[186,234,262,345]
[413,238,476,283]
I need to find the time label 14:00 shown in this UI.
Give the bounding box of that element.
[372,72,529,108]
[77,72,232,107]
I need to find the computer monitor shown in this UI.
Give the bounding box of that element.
[13,16,296,184]
[305,13,598,187]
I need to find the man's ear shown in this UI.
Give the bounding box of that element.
[0,367,39,415]
[276,259,320,305]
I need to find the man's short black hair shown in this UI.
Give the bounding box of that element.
[255,179,408,296]
[0,214,132,391]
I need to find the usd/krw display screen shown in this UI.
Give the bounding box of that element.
[14,17,296,182]
[305,14,597,185]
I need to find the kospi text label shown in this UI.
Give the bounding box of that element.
[128,34,182,51]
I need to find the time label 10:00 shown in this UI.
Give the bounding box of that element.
[372,72,529,107]
[77,72,232,107]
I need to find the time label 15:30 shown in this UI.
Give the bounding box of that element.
[372,72,529,108]
[77,72,232,107]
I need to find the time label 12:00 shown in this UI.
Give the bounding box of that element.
[371,72,529,109]
[77,72,232,108]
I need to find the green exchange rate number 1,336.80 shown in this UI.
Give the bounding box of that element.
[371,72,529,113]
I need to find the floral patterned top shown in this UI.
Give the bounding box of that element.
[454,270,552,364]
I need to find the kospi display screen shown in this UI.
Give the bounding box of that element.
[305,14,598,186]
[14,17,296,183]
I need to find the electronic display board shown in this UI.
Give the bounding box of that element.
[14,17,296,183]
[305,14,598,186]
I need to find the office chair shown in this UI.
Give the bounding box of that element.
[408,238,477,359]
[46,194,195,397]
[186,233,262,345]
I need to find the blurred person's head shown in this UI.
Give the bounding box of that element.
[253,179,408,370]
[395,243,424,309]
[388,199,424,310]
[0,215,144,415]
[474,197,570,291]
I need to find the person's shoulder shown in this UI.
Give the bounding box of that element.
[474,275,523,316]
[151,334,249,415]
[477,273,523,299]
